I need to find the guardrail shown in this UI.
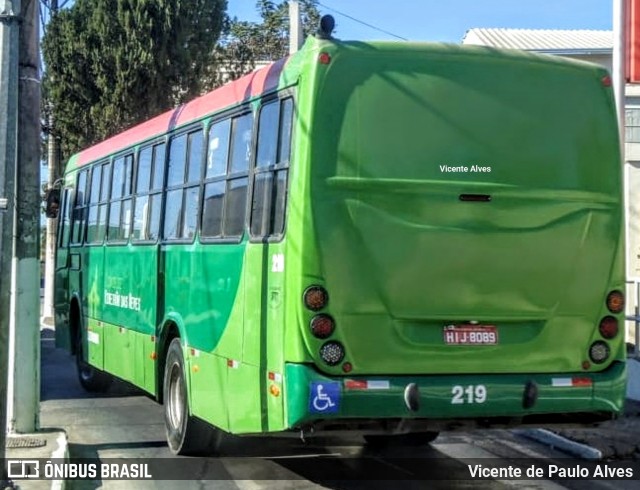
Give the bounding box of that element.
[626,279,640,359]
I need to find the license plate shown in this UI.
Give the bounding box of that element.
[443,324,498,345]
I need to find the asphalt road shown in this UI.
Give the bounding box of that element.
[39,326,638,490]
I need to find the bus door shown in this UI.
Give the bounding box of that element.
[54,186,73,349]
[241,96,294,432]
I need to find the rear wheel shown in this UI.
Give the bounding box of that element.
[364,431,440,447]
[164,338,220,455]
[74,316,112,393]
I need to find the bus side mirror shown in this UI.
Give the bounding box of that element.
[45,188,60,218]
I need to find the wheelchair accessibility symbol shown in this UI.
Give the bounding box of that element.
[309,381,340,414]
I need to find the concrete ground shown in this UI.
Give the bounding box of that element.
[553,358,640,460]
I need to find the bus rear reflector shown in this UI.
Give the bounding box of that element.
[571,377,593,387]
[345,380,367,390]
[318,52,331,65]
[551,377,593,387]
[606,290,624,313]
[599,316,619,339]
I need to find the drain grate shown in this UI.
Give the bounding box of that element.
[6,437,47,449]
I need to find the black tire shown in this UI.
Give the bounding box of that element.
[75,324,113,393]
[164,338,220,455]
[364,431,440,447]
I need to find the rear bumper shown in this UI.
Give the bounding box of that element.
[284,361,626,431]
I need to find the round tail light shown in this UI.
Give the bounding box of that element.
[589,341,610,364]
[310,314,335,339]
[319,341,345,366]
[599,316,619,339]
[606,290,624,314]
[303,286,328,311]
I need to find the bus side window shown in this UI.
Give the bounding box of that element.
[96,161,111,243]
[225,112,253,237]
[87,162,107,244]
[134,142,165,242]
[202,119,231,239]
[163,134,187,240]
[182,130,203,239]
[251,97,294,239]
[108,154,133,242]
[108,156,124,241]
[133,146,152,241]
[70,169,89,245]
[58,188,72,248]
[148,143,165,241]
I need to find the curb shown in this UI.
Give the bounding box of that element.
[6,429,69,490]
[50,431,69,490]
[514,428,603,460]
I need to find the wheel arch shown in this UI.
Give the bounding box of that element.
[68,293,83,355]
[156,314,187,404]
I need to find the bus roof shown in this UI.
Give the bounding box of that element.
[71,57,290,168]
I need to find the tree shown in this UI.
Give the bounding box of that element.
[213,0,321,86]
[42,0,226,161]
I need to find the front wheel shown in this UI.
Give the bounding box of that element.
[164,338,220,455]
[364,431,440,448]
[75,327,112,393]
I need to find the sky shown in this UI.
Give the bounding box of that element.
[227,0,614,43]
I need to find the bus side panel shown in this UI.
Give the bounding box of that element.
[188,351,230,431]
[164,243,244,429]
[54,187,73,350]
[241,242,287,433]
[102,243,157,390]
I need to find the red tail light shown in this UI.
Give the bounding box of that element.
[310,314,335,339]
[599,316,619,339]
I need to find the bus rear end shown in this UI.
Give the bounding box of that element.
[285,41,625,436]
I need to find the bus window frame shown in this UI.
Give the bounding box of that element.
[132,136,167,245]
[248,90,296,245]
[86,159,111,246]
[69,169,89,248]
[161,123,206,245]
[200,105,255,245]
[57,187,72,249]
[106,151,135,245]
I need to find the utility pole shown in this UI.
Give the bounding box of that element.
[8,0,40,433]
[0,0,20,483]
[42,0,57,326]
[289,0,303,54]
[614,0,627,150]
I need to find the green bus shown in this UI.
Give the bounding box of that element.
[52,31,626,455]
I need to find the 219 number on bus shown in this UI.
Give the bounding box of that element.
[451,384,487,404]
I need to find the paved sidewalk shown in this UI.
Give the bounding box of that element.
[553,358,640,460]
[6,429,68,489]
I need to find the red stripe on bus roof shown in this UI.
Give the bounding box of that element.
[76,58,288,167]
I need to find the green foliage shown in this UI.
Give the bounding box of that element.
[213,0,321,85]
[42,0,226,160]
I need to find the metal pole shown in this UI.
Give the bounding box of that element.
[289,0,303,54]
[8,0,40,433]
[41,0,57,326]
[0,0,20,484]
[614,0,626,150]
[614,0,634,352]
